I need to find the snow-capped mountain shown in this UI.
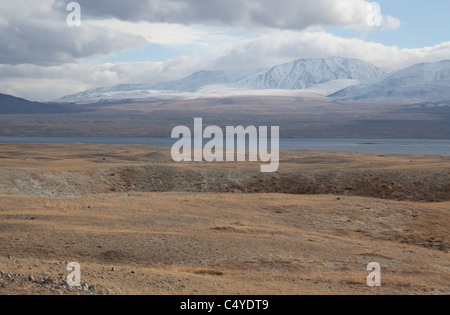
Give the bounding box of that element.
[150,68,264,92]
[330,60,450,101]
[60,57,388,103]
[236,57,388,90]
[60,58,450,103]
[60,68,264,102]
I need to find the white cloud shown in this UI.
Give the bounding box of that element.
[1,0,448,101]
[56,0,400,31]
[0,0,401,67]
[0,0,148,65]
[85,19,250,60]
[86,20,208,45]
[0,56,205,101]
[3,33,450,101]
[212,30,450,70]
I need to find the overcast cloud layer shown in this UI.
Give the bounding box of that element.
[0,0,449,100]
[54,0,400,30]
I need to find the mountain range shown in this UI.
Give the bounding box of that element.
[331,60,450,101]
[0,93,79,114]
[55,57,450,103]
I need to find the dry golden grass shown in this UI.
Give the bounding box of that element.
[0,143,449,295]
[0,143,449,201]
[0,193,448,295]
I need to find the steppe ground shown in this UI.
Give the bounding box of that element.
[0,143,449,295]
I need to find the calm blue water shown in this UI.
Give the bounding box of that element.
[0,137,449,156]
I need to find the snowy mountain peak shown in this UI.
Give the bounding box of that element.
[381,59,450,87]
[330,60,450,101]
[237,57,388,90]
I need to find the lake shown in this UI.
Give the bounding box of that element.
[0,137,449,156]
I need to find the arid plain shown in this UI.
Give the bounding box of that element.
[0,143,449,295]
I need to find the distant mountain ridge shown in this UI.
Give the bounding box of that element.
[60,58,450,103]
[60,57,389,103]
[0,93,78,114]
[330,60,450,101]
[152,68,263,92]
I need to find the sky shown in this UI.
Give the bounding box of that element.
[0,0,449,101]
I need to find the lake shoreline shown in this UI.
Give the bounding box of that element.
[0,137,449,156]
